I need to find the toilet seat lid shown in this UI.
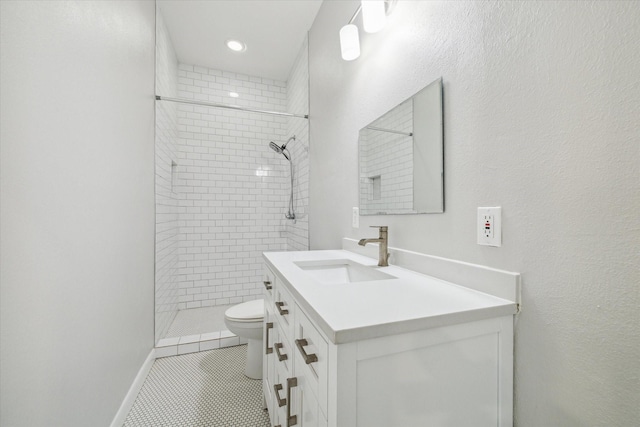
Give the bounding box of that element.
[225,299,264,321]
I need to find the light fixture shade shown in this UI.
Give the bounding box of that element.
[361,1,386,33]
[339,24,360,61]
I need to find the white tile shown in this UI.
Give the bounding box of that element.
[157,337,180,347]
[219,329,235,339]
[220,336,240,348]
[177,342,200,355]
[178,334,201,344]
[173,61,295,308]
[201,331,220,341]
[200,339,220,351]
[155,345,178,358]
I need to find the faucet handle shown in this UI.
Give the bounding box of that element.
[370,226,388,231]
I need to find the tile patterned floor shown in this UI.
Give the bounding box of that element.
[165,305,233,338]
[124,345,270,427]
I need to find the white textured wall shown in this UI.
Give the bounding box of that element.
[0,1,155,426]
[309,1,639,425]
[155,10,180,342]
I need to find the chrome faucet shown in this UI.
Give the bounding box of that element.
[358,226,389,267]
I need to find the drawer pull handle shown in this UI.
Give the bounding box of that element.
[286,377,298,427]
[274,342,288,361]
[295,339,318,364]
[274,383,286,407]
[275,301,289,316]
[265,322,273,355]
[263,280,272,290]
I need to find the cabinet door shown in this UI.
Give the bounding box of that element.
[272,359,292,426]
[263,303,277,425]
[290,373,327,427]
[294,306,328,417]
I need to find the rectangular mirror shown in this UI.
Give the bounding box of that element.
[359,77,443,215]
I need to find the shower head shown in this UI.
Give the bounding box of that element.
[269,135,296,161]
[269,141,289,160]
[269,141,283,154]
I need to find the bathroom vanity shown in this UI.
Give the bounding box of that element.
[262,241,519,427]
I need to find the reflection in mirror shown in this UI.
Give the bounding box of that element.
[359,77,443,215]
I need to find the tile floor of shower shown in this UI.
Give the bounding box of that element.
[156,305,242,358]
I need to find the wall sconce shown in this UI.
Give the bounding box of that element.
[340,24,360,61]
[339,1,395,61]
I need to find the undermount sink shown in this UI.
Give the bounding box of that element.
[294,259,396,284]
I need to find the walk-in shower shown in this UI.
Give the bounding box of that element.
[270,136,297,220]
[154,4,310,349]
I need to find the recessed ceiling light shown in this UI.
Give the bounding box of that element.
[229,92,239,98]
[225,39,246,52]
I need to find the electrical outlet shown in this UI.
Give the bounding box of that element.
[352,207,359,228]
[477,207,501,247]
[483,214,494,238]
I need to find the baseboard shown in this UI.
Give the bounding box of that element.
[110,348,156,427]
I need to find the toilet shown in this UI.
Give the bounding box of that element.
[224,299,264,379]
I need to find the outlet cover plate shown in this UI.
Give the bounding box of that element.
[477,207,502,247]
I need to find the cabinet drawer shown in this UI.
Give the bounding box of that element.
[273,321,293,375]
[274,280,295,342]
[294,306,328,418]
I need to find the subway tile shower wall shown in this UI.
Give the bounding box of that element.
[285,36,310,252]
[155,12,180,341]
[175,64,291,309]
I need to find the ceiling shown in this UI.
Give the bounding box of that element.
[158,0,323,82]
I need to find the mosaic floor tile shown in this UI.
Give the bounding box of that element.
[124,345,270,426]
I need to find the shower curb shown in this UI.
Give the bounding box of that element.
[155,330,247,358]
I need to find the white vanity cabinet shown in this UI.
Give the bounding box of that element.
[262,265,277,426]
[264,266,328,427]
[263,248,519,427]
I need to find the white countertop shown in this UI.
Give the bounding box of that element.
[264,249,518,344]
